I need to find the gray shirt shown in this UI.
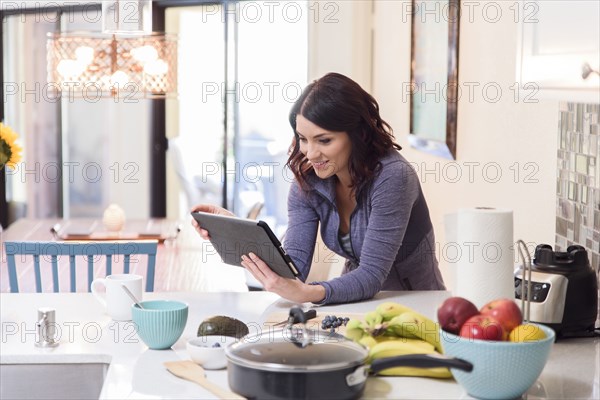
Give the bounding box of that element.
[283,150,445,304]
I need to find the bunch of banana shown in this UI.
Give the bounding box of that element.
[345,302,450,379]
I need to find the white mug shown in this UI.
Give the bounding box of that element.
[91,274,143,321]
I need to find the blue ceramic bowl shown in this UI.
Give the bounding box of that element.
[132,300,188,350]
[440,324,555,399]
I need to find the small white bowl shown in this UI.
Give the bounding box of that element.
[186,336,238,370]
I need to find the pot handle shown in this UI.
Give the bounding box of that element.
[288,306,313,348]
[370,354,473,375]
[288,306,313,324]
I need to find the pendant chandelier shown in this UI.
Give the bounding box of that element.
[47,1,177,99]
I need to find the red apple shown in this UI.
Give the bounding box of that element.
[480,298,523,333]
[437,296,480,334]
[459,315,506,341]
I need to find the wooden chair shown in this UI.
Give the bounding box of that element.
[4,241,158,293]
[246,201,264,220]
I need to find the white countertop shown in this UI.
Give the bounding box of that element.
[0,291,598,399]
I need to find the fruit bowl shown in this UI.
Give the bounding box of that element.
[440,323,555,399]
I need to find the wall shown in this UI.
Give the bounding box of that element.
[311,0,561,288]
[556,102,600,281]
[308,0,373,89]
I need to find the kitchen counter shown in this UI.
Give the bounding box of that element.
[0,291,598,399]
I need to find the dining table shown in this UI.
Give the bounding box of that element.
[0,218,249,293]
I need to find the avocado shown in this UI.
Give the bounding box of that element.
[197,316,249,338]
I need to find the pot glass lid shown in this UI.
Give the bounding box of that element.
[226,330,367,371]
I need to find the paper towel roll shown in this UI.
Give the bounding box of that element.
[444,207,515,308]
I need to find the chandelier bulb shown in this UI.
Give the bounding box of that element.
[75,46,95,66]
[110,70,130,87]
[57,59,85,79]
[144,59,169,76]
[132,45,158,64]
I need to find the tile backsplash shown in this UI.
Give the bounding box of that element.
[556,102,600,289]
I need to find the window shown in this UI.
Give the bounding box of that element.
[2,4,152,222]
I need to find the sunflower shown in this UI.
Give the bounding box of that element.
[0,123,22,170]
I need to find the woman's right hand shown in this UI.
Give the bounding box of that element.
[190,204,234,239]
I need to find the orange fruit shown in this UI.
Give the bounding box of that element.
[509,324,546,342]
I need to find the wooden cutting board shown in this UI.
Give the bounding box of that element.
[263,311,365,336]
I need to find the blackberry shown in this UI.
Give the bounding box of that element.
[321,315,350,331]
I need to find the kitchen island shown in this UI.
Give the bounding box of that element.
[0,291,598,399]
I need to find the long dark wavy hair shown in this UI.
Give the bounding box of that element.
[287,72,401,195]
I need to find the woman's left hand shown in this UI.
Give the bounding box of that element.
[241,253,325,304]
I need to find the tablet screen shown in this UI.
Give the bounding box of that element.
[191,212,299,279]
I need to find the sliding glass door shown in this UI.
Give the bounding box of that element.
[164,1,308,234]
[236,2,308,232]
[165,5,226,219]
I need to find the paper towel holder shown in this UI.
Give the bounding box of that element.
[516,239,532,323]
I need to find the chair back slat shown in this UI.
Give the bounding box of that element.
[51,255,59,293]
[106,255,113,277]
[87,256,94,292]
[6,242,19,293]
[124,255,130,274]
[34,255,42,292]
[4,241,158,293]
[146,254,156,292]
[69,255,76,293]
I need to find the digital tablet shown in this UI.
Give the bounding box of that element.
[191,212,299,279]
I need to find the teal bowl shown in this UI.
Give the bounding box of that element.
[440,324,555,399]
[132,300,188,350]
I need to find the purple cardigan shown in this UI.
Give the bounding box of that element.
[283,150,445,304]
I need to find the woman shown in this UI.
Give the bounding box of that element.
[193,72,445,304]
